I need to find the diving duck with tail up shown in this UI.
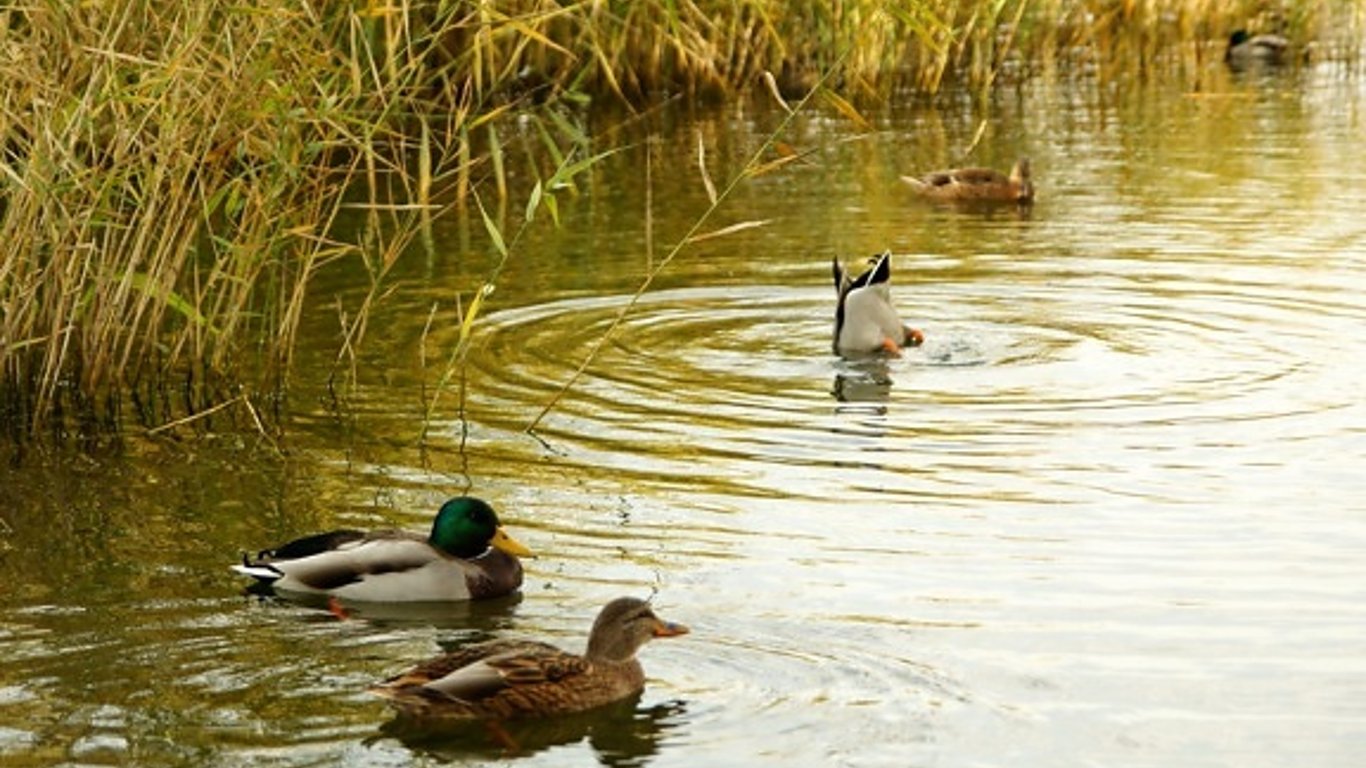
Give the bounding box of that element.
[832,251,924,357]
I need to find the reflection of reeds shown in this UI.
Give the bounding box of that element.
[1,2,1357,441]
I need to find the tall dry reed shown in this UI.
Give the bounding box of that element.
[1,0,1357,444]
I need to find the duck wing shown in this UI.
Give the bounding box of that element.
[231,531,440,591]
[425,644,589,700]
[377,639,561,686]
[905,168,1004,191]
[371,640,592,718]
[923,170,959,187]
[254,529,367,562]
[1252,35,1289,57]
[946,167,1008,186]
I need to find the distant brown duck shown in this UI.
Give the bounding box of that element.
[902,158,1033,204]
[370,597,689,719]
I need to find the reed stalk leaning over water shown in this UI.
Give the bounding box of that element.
[6,4,350,438]
[1,0,1355,443]
[0,1,499,440]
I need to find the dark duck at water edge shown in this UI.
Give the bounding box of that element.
[369,597,689,719]
[833,251,924,357]
[901,158,1033,204]
[231,496,533,603]
[1225,29,1291,66]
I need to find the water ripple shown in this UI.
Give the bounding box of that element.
[450,266,1357,511]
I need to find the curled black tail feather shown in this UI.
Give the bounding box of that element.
[255,529,367,562]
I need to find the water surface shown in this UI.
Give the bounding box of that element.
[3,63,1365,767]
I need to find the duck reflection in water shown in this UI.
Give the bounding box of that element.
[832,358,895,405]
[258,590,524,631]
[376,696,688,766]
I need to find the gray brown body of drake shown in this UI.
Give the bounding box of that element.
[231,497,533,603]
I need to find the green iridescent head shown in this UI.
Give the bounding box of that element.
[430,497,533,559]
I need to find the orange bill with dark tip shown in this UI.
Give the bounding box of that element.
[653,620,690,637]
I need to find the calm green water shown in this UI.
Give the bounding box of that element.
[3,62,1366,767]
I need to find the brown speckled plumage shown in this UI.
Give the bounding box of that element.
[902,159,1033,204]
[370,597,687,720]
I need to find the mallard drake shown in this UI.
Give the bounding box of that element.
[833,251,924,357]
[901,158,1033,204]
[231,496,533,602]
[1225,29,1290,65]
[370,597,688,719]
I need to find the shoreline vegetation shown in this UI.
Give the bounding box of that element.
[1,1,1359,447]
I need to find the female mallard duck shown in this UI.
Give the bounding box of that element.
[901,158,1033,204]
[833,251,924,357]
[231,496,533,602]
[1225,29,1290,66]
[369,597,688,719]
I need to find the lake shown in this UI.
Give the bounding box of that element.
[2,59,1364,767]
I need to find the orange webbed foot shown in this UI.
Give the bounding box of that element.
[485,719,520,753]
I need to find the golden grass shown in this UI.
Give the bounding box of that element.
[1,0,1359,443]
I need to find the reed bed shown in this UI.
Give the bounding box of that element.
[1,0,1358,445]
